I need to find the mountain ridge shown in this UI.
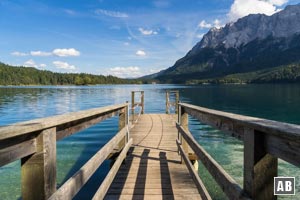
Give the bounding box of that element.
[145,4,300,84]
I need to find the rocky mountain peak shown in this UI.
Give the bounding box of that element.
[190,4,300,54]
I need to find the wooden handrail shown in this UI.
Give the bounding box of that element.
[176,139,212,200]
[178,103,300,166]
[0,103,127,140]
[177,102,300,199]
[166,90,179,114]
[131,91,144,123]
[0,103,129,200]
[92,138,133,200]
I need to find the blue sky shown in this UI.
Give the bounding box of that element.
[1,0,299,78]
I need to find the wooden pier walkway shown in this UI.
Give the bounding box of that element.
[1,90,300,200]
[106,114,201,199]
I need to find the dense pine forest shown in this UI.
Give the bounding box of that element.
[0,63,140,85]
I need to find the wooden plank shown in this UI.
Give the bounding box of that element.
[56,111,118,140]
[176,139,211,200]
[49,126,127,200]
[21,127,56,200]
[0,138,36,167]
[93,138,132,200]
[243,128,277,200]
[0,103,127,140]
[107,114,202,199]
[176,123,250,200]
[105,194,202,200]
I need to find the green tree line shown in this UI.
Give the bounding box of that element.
[0,63,141,85]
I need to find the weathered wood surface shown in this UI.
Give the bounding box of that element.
[243,128,277,200]
[106,114,202,199]
[179,103,300,166]
[0,103,127,140]
[176,123,250,200]
[21,127,57,200]
[176,139,211,200]
[93,138,133,200]
[49,127,127,200]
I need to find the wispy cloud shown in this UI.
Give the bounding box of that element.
[53,61,76,70]
[24,59,37,68]
[30,51,52,56]
[11,51,28,56]
[95,9,128,18]
[199,20,212,29]
[40,63,47,68]
[52,48,80,57]
[136,50,146,56]
[196,33,205,39]
[138,28,158,35]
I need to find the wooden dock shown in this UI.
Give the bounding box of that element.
[1,90,300,200]
[106,114,202,199]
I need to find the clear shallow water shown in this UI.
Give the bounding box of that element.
[0,84,299,199]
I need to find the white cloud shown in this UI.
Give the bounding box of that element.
[30,51,52,56]
[196,33,205,39]
[40,63,47,68]
[268,0,288,6]
[24,59,37,68]
[124,42,130,46]
[136,50,146,56]
[199,20,212,29]
[228,0,287,22]
[107,66,142,78]
[138,28,158,35]
[213,19,223,29]
[95,9,128,18]
[11,51,28,56]
[52,48,80,57]
[53,61,76,70]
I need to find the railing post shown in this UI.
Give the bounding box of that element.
[141,91,144,114]
[166,91,169,114]
[131,91,135,122]
[243,128,278,200]
[21,127,56,200]
[175,91,179,114]
[179,105,189,163]
[118,106,127,150]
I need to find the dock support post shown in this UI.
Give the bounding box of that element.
[21,127,56,200]
[179,105,189,164]
[118,106,128,151]
[175,91,179,114]
[166,91,169,114]
[141,91,144,114]
[243,128,277,200]
[131,91,135,122]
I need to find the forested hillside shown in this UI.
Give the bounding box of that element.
[0,63,138,85]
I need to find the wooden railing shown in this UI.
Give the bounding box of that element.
[177,102,300,200]
[166,90,179,114]
[131,91,144,123]
[0,103,131,200]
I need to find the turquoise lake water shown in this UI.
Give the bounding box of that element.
[0,84,299,199]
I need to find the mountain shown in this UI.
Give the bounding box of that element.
[0,63,139,85]
[148,4,300,84]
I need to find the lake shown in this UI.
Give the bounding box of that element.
[0,84,299,199]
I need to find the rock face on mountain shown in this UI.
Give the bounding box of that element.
[150,4,300,83]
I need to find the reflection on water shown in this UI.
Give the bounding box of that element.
[0,84,300,199]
